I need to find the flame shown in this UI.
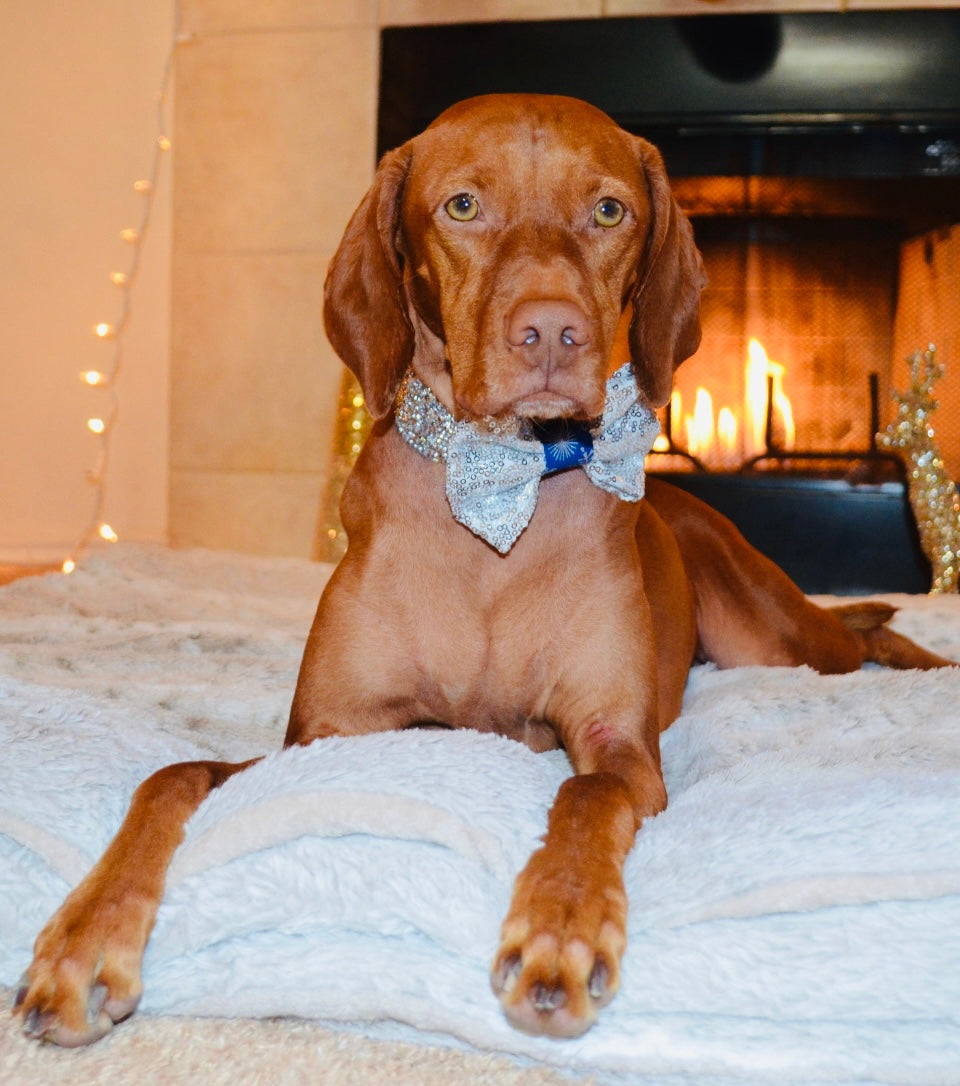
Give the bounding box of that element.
[670,388,683,445]
[745,338,795,457]
[684,387,715,460]
[662,338,796,469]
[717,407,738,463]
[678,389,739,468]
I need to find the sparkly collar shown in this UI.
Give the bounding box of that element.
[391,365,661,553]
[394,371,596,466]
[394,371,526,462]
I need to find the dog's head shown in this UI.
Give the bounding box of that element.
[324,94,705,423]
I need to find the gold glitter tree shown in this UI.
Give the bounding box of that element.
[313,370,372,564]
[878,346,960,594]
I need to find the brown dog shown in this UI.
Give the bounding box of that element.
[15,93,950,1046]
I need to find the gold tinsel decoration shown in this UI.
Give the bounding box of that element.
[314,370,372,564]
[878,345,960,594]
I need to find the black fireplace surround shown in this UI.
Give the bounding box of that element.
[379,10,960,177]
[377,11,960,593]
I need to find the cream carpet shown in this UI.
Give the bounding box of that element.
[0,984,583,1085]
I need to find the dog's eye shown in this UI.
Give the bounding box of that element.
[593,198,625,228]
[445,193,480,222]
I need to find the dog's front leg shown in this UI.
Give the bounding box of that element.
[491,731,665,1038]
[15,758,254,1046]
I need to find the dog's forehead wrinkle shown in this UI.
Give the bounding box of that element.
[417,119,633,206]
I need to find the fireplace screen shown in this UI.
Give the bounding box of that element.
[656,178,960,479]
[660,211,899,471]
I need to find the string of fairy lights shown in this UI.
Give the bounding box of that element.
[62,4,182,574]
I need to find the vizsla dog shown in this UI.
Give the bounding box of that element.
[16,93,951,1045]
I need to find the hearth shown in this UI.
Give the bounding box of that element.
[377,11,960,592]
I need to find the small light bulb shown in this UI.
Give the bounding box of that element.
[157,135,172,151]
[99,523,119,543]
[61,558,76,574]
[80,370,106,386]
[352,395,364,409]
[351,419,362,431]
[120,228,138,243]
[327,528,337,540]
[94,322,114,339]
[133,179,152,193]
[110,271,128,286]
[87,417,106,434]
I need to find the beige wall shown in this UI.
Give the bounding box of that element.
[0,0,174,564]
[169,1,379,556]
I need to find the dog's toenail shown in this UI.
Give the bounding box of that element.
[23,1007,49,1038]
[88,983,108,1023]
[588,958,608,999]
[13,985,27,1011]
[532,981,566,1013]
[492,953,522,995]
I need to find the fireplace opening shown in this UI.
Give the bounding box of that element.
[659,180,960,479]
[657,212,901,473]
[378,11,960,592]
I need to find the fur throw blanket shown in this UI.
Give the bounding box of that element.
[1,545,959,1085]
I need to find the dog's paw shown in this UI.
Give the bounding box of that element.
[490,847,627,1037]
[14,891,146,1046]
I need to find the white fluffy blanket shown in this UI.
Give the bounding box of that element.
[2,544,959,1086]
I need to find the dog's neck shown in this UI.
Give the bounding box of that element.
[392,364,660,553]
[394,371,595,466]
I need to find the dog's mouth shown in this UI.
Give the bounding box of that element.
[443,354,608,425]
[511,391,586,421]
[451,387,600,427]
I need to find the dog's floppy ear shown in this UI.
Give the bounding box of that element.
[323,145,414,419]
[628,139,706,408]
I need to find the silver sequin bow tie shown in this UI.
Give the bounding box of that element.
[394,363,660,553]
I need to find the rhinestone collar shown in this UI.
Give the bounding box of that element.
[394,371,537,463]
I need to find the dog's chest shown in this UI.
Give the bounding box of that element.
[391,564,556,742]
[392,547,637,752]
[340,430,646,749]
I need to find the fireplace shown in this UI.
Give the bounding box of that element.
[378,11,960,592]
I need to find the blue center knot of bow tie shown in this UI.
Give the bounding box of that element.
[532,421,595,475]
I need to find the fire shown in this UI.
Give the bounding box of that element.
[685,387,714,460]
[744,338,795,458]
[674,387,739,469]
[717,406,738,459]
[669,338,794,469]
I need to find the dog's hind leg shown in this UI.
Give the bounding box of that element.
[643,478,952,674]
[829,600,953,669]
[14,757,256,1046]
